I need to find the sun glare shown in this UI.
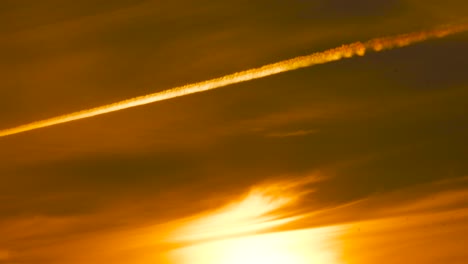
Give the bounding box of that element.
[167,227,343,264]
[164,178,343,264]
[166,179,312,243]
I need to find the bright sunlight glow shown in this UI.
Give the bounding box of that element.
[167,226,343,264]
[164,177,344,264]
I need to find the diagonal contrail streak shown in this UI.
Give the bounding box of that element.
[1,24,467,138]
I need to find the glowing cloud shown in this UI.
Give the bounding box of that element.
[165,178,314,243]
[1,23,467,138]
[163,177,342,264]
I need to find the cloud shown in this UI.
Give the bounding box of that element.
[282,176,468,230]
[265,129,318,138]
[164,176,321,243]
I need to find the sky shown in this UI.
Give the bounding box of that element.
[1,1,468,263]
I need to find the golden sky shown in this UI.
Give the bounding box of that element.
[1,1,468,263]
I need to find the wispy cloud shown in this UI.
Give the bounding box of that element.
[265,129,318,138]
[2,174,467,264]
[165,175,321,243]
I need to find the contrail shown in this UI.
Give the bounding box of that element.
[1,24,467,138]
